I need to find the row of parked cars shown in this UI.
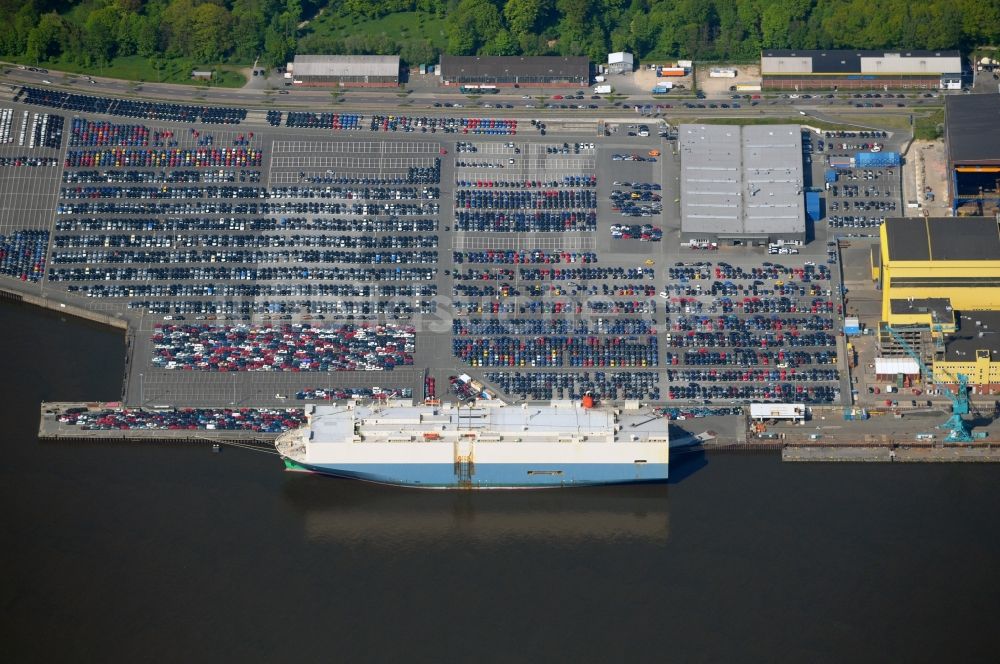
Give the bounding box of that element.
[453,317,654,336]
[295,388,413,401]
[611,223,662,240]
[53,233,438,249]
[0,231,48,282]
[668,383,839,403]
[49,265,436,282]
[152,323,415,372]
[64,147,263,169]
[0,156,58,167]
[484,371,660,401]
[455,210,596,232]
[129,298,431,318]
[63,169,261,184]
[453,336,657,368]
[667,348,837,367]
[453,250,597,265]
[51,249,438,265]
[58,407,306,432]
[668,313,834,333]
[71,282,434,298]
[55,216,438,234]
[56,200,439,216]
[457,176,596,189]
[18,88,247,124]
[455,189,596,210]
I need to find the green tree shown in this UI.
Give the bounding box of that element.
[25,11,66,62]
[483,28,519,55]
[957,0,1000,45]
[400,38,437,65]
[0,3,39,56]
[191,3,233,62]
[504,0,551,37]
[162,0,197,57]
[263,25,294,66]
[446,0,503,55]
[132,13,159,57]
[231,0,270,61]
[83,6,119,65]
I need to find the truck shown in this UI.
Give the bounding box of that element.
[735,84,762,92]
[594,84,612,94]
[652,83,673,93]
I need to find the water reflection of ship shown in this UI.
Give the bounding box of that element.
[281,476,670,544]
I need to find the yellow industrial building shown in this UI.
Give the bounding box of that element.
[873,216,1000,391]
[874,217,1000,327]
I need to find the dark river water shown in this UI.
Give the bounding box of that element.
[2,300,999,663]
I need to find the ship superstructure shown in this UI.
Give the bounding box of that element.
[275,400,669,488]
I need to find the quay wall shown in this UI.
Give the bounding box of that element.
[0,287,127,331]
[39,402,281,445]
[783,444,1000,463]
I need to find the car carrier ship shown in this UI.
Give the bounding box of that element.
[275,399,669,489]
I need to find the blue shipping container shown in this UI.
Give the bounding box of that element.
[806,191,821,221]
[854,151,901,168]
[824,169,838,183]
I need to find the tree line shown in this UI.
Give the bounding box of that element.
[1,0,998,69]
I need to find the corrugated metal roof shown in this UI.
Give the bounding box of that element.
[947,95,1000,165]
[440,56,589,81]
[885,217,1000,262]
[762,49,961,74]
[680,124,805,237]
[292,55,400,78]
[608,52,633,65]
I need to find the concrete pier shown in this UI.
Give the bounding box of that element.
[0,287,128,330]
[783,444,1000,463]
[38,402,283,446]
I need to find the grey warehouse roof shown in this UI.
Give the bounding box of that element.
[884,217,1000,262]
[946,95,1000,165]
[292,55,400,78]
[440,56,589,80]
[762,49,961,74]
[679,124,805,237]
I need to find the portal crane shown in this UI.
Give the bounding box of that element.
[883,325,984,442]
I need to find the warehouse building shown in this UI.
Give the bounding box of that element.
[607,52,634,75]
[439,56,589,87]
[286,55,400,87]
[946,95,1000,215]
[932,311,1000,392]
[761,49,962,90]
[873,216,1000,388]
[873,216,1000,326]
[679,124,805,246]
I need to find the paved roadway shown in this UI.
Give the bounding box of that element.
[0,63,945,121]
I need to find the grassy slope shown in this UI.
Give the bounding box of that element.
[305,10,448,50]
[6,54,246,87]
[914,108,945,140]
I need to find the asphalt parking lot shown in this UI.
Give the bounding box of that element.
[805,129,905,238]
[0,92,853,410]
